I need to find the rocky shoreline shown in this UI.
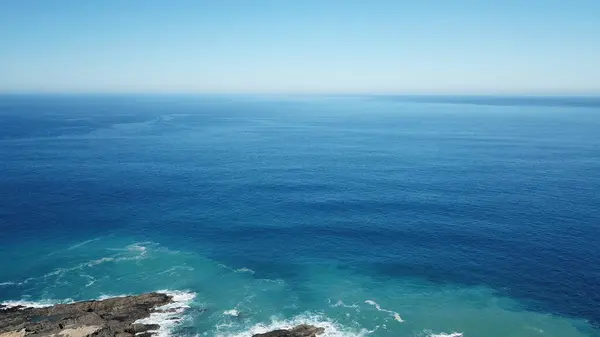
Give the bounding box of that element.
[0,293,324,337]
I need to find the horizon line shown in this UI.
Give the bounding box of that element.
[1,91,600,97]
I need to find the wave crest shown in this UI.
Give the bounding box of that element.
[215,313,374,337]
[134,290,197,337]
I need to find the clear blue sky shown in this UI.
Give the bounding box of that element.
[1,0,599,94]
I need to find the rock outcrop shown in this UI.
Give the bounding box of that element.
[0,293,172,337]
[1,293,324,337]
[252,324,325,337]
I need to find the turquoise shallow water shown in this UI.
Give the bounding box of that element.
[0,237,595,337]
[1,95,599,336]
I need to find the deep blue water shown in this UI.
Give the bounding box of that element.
[0,95,599,337]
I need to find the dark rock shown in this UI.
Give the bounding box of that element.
[0,293,173,337]
[126,323,160,333]
[136,333,155,337]
[252,324,325,337]
[1,296,324,337]
[115,333,134,337]
[0,306,25,313]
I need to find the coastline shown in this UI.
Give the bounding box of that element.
[0,292,324,337]
[0,292,176,337]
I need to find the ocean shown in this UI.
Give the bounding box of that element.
[0,94,599,337]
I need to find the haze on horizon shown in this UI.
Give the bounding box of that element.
[1,0,599,95]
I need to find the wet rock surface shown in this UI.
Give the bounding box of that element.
[252,324,325,337]
[0,293,172,336]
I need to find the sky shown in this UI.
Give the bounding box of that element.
[1,0,599,94]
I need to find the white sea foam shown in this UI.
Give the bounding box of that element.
[218,263,256,275]
[32,255,120,281]
[364,300,404,322]
[428,333,463,337]
[0,281,16,287]
[80,274,96,287]
[256,278,285,284]
[134,290,196,337]
[1,298,73,309]
[127,242,149,253]
[68,237,103,250]
[106,242,155,255]
[158,289,196,303]
[9,242,152,287]
[157,266,195,275]
[330,300,359,309]
[223,309,240,317]
[216,313,373,337]
[87,257,116,266]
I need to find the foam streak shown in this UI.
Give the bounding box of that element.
[364,300,404,322]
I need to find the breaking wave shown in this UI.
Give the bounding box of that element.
[215,312,376,337]
[134,290,196,337]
